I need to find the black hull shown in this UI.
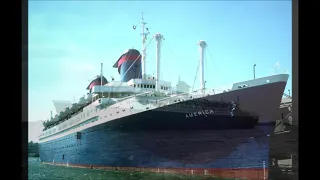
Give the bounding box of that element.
[104,109,258,131]
[39,106,270,179]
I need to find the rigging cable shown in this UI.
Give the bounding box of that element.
[120,37,155,83]
[192,54,201,91]
[206,46,232,92]
[106,37,155,102]
[161,41,183,83]
[206,46,224,90]
[206,46,222,75]
[107,48,135,99]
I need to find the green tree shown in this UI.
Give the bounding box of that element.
[28,141,39,157]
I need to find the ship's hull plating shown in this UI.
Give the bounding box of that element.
[40,108,270,180]
[40,74,289,179]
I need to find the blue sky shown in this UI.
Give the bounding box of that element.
[28,1,292,122]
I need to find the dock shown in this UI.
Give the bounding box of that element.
[275,93,295,127]
[269,93,298,180]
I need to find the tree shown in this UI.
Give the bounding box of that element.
[28,141,39,157]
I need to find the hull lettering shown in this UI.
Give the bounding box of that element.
[186,109,214,118]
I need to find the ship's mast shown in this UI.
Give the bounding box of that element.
[154,33,164,91]
[100,63,103,97]
[100,63,103,85]
[198,40,207,90]
[140,12,149,79]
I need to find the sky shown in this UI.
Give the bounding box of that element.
[28,1,292,122]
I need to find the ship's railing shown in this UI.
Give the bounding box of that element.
[113,87,230,108]
[44,91,140,129]
[154,88,217,106]
[41,93,157,139]
[94,91,155,111]
[182,88,230,98]
[116,91,154,101]
[43,87,230,128]
[39,87,238,139]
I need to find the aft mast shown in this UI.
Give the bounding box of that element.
[198,40,207,91]
[100,63,103,98]
[133,12,150,79]
[154,33,164,92]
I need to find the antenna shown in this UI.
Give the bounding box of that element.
[98,63,103,98]
[133,12,150,79]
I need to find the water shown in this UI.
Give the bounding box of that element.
[28,157,232,180]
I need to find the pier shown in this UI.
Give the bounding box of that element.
[269,93,298,180]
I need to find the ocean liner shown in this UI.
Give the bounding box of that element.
[38,14,289,179]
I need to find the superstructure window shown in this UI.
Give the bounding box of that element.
[144,84,146,88]
[134,84,136,87]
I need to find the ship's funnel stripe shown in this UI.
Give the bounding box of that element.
[87,77,108,90]
[114,49,142,82]
[117,54,141,70]
[88,81,106,90]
